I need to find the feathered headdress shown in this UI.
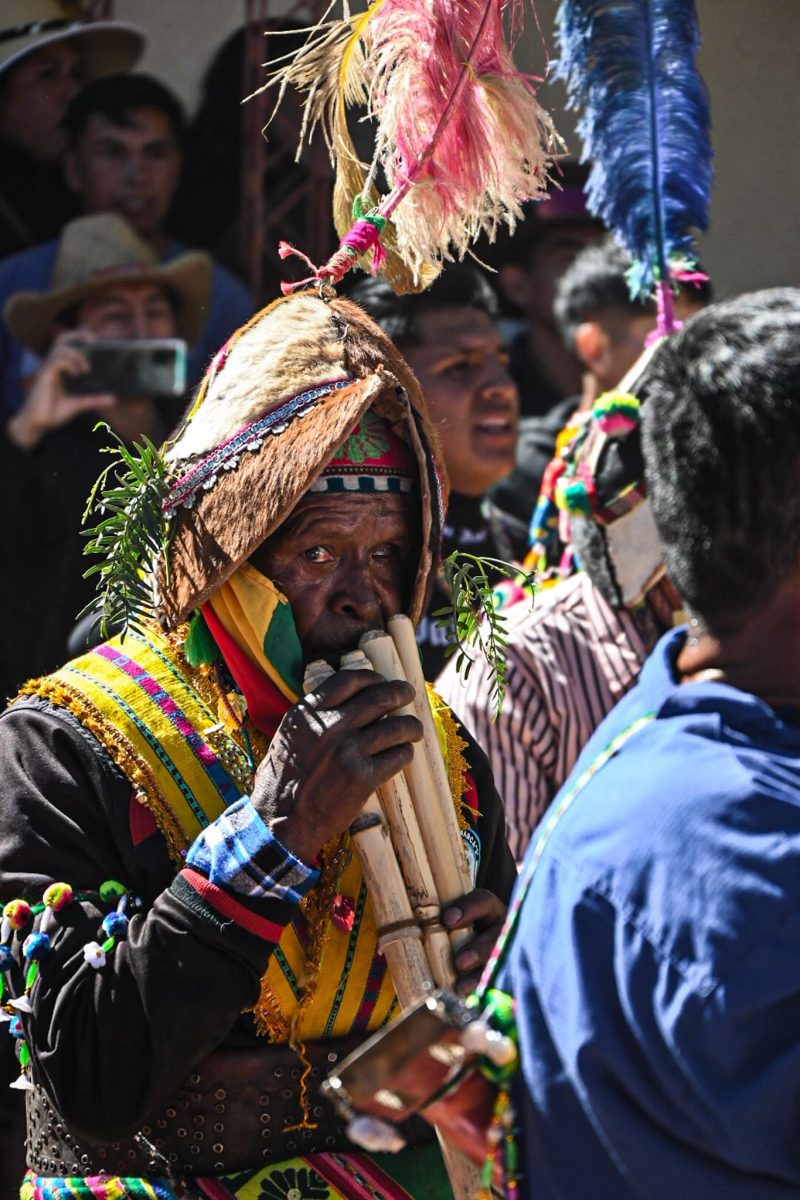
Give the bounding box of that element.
[257,0,564,293]
[553,0,713,334]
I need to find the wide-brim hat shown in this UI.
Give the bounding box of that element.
[0,3,144,79]
[4,213,212,353]
[157,292,447,626]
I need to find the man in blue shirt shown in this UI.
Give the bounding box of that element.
[499,288,800,1197]
[0,73,253,416]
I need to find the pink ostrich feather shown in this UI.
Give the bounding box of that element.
[258,0,563,291]
[368,0,563,278]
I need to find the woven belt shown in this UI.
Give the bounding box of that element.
[25,1037,432,1178]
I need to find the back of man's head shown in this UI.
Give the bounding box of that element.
[642,288,800,629]
[350,265,498,347]
[63,72,186,151]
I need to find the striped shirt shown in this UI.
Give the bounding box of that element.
[436,571,649,861]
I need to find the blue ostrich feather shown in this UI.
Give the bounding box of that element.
[553,0,713,298]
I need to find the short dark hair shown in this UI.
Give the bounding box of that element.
[642,288,800,629]
[349,265,498,347]
[555,237,714,350]
[63,73,186,151]
[554,238,657,347]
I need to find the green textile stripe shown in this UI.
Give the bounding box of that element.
[323,883,369,1040]
[262,601,304,696]
[274,945,302,1001]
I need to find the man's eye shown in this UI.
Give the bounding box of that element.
[373,544,403,561]
[443,359,472,376]
[304,546,334,563]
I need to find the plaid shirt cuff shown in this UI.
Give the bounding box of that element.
[186,797,319,903]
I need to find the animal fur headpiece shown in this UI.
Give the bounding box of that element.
[86,292,446,635]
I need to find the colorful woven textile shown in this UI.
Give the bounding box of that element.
[16,629,471,1045]
[199,1143,450,1200]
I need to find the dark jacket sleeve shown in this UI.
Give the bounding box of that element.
[459,719,518,904]
[0,700,292,1142]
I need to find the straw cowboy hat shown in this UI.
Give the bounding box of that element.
[4,213,213,353]
[0,1,144,79]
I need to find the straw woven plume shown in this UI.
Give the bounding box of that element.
[259,0,563,292]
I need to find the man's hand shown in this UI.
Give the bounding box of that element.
[444,890,507,996]
[251,668,423,863]
[6,331,115,450]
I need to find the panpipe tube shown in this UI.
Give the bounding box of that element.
[339,651,454,989]
[387,614,473,896]
[303,657,434,1004]
[359,630,471,952]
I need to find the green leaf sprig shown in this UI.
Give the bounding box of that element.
[432,552,535,719]
[81,424,172,640]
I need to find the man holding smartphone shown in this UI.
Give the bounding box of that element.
[0,211,211,698]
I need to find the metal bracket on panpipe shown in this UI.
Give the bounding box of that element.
[359,628,472,953]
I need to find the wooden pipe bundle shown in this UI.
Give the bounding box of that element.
[303,623,480,1198]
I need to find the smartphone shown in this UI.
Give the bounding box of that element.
[63,338,188,398]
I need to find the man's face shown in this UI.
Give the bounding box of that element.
[401,307,519,497]
[504,222,605,327]
[74,283,176,339]
[66,108,181,238]
[250,493,418,667]
[0,42,83,163]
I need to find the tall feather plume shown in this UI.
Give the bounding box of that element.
[255,0,564,293]
[553,0,712,331]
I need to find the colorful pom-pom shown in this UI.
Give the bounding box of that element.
[43,882,74,911]
[9,995,31,1013]
[83,942,106,970]
[593,391,640,437]
[8,1016,23,1038]
[492,581,528,612]
[3,901,31,931]
[22,932,50,962]
[98,881,126,905]
[0,946,13,973]
[555,475,596,516]
[330,894,355,933]
[101,911,128,939]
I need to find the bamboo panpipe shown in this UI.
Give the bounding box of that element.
[360,630,471,953]
[387,614,473,897]
[302,657,479,1200]
[303,657,434,1003]
[338,652,453,990]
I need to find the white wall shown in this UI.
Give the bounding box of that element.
[117,0,800,299]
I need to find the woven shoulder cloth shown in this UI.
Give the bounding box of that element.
[16,634,472,1044]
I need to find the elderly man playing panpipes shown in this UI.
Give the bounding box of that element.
[0,290,516,1200]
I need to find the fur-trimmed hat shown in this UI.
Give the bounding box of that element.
[114,292,446,629]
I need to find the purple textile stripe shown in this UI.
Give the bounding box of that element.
[95,644,240,807]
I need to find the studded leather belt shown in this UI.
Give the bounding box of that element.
[25,1037,433,1179]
